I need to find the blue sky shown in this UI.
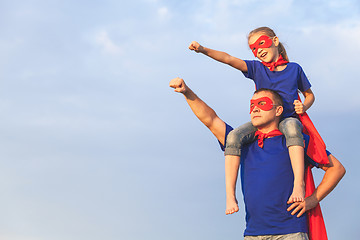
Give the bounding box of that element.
[0,0,359,239]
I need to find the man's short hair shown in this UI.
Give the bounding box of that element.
[254,88,284,106]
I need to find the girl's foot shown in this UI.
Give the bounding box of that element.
[226,197,239,215]
[288,182,305,203]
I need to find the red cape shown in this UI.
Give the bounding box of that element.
[299,111,329,240]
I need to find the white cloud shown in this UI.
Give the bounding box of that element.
[95,30,122,55]
[157,6,171,21]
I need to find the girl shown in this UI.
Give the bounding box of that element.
[189,27,315,215]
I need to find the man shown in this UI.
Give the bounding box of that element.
[169,77,345,240]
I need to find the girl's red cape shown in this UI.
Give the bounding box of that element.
[299,111,329,240]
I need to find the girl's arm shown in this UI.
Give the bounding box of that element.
[189,41,248,72]
[294,88,315,114]
[302,88,315,112]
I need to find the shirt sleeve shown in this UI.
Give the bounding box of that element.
[296,64,312,92]
[242,60,256,80]
[218,123,234,151]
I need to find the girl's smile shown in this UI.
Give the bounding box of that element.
[260,51,267,58]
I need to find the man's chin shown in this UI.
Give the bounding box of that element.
[252,120,270,129]
[251,119,262,128]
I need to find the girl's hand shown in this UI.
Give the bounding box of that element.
[294,100,305,114]
[189,41,203,53]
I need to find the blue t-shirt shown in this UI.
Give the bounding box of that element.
[241,135,308,236]
[243,61,312,118]
[220,124,330,236]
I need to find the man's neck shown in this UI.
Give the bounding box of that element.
[257,125,279,134]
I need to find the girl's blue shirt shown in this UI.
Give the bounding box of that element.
[243,60,312,119]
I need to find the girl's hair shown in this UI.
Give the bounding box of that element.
[248,27,289,62]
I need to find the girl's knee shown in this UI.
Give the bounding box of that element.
[226,130,242,147]
[280,118,303,138]
[226,128,256,149]
[226,122,256,147]
[280,119,304,147]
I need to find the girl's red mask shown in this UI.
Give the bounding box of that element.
[249,35,274,57]
[250,97,274,114]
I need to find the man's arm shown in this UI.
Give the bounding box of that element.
[287,154,346,217]
[170,78,241,216]
[169,77,227,145]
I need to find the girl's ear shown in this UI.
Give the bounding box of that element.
[275,105,283,117]
[273,36,280,47]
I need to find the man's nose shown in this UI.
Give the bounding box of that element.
[252,106,261,113]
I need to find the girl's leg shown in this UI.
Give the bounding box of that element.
[279,118,305,203]
[224,121,257,156]
[288,146,305,202]
[224,122,257,214]
[225,154,240,215]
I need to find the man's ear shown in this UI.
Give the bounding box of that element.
[275,105,283,117]
[273,36,280,47]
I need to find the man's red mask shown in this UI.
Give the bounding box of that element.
[249,35,274,57]
[250,97,274,114]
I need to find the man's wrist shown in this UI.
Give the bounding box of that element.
[182,87,193,98]
[306,193,320,208]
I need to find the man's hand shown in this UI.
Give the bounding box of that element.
[169,77,188,94]
[293,100,305,114]
[287,154,346,217]
[188,41,204,53]
[287,196,319,217]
